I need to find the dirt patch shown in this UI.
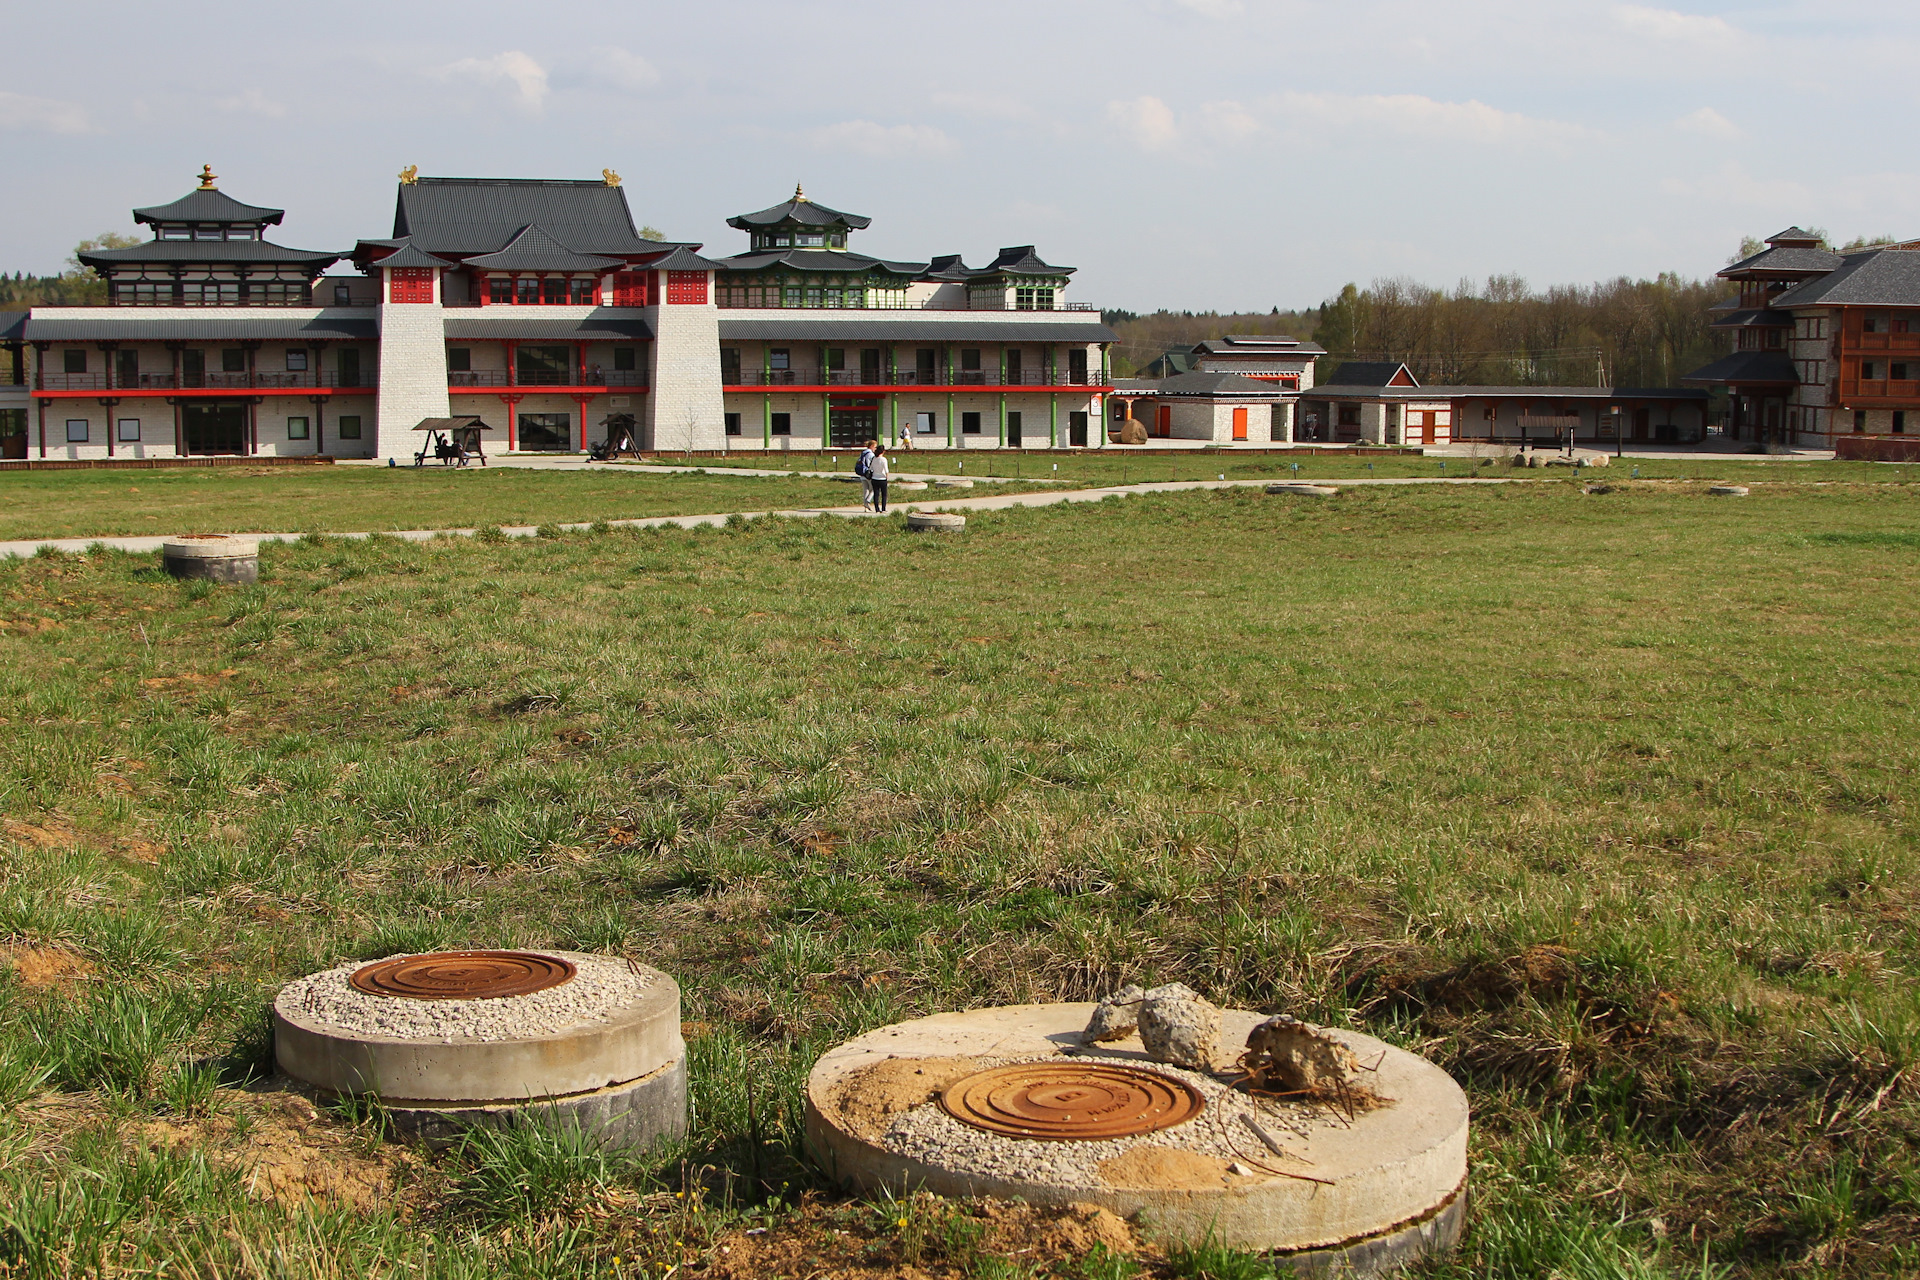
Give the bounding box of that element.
[138,1089,423,1213]
[4,945,94,989]
[828,1056,981,1142]
[1366,943,1580,1012]
[1096,1145,1233,1190]
[116,836,167,865]
[2,816,82,850]
[139,670,239,691]
[702,1195,1147,1280]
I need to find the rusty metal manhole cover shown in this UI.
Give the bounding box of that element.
[940,1062,1205,1141]
[348,951,576,1000]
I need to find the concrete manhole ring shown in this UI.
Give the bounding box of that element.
[349,949,577,1000]
[941,1061,1204,1141]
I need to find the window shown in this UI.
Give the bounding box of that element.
[334,283,352,305]
[160,226,192,241]
[570,279,597,305]
[517,412,573,451]
[614,347,637,372]
[860,349,881,384]
[285,350,308,372]
[1894,363,1910,381]
[389,267,435,304]
[542,278,569,305]
[1893,318,1911,334]
[1004,349,1023,383]
[916,411,936,435]
[770,412,791,436]
[784,286,802,307]
[1069,349,1088,383]
[824,348,845,376]
[830,234,845,250]
[805,287,822,308]
[222,349,246,374]
[488,278,514,304]
[287,416,310,440]
[115,349,138,385]
[769,348,790,371]
[1854,410,1866,432]
[1864,314,1884,333]
[798,233,824,247]
[1897,412,1908,434]
[66,419,88,443]
[516,277,540,305]
[1007,410,1023,443]
[193,226,221,241]
[961,348,981,372]
[962,411,982,434]
[666,271,708,305]
[446,347,471,373]
[337,349,362,387]
[338,415,362,440]
[720,348,741,383]
[117,418,140,442]
[612,272,649,306]
[916,349,936,384]
[724,413,742,436]
[1765,329,1783,349]
[517,346,572,385]
[1339,405,1362,426]
[1015,287,1054,311]
[1862,362,1878,380]
[63,349,86,374]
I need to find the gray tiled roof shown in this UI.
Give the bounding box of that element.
[648,246,727,272]
[1325,361,1417,387]
[970,246,1074,278]
[1771,249,1920,307]
[726,194,872,231]
[1720,244,1844,277]
[394,178,669,255]
[0,312,30,341]
[132,188,285,227]
[1306,384,1706,400]
[716,318,1114,343]
[462,225,622,272]
[1681,351,1798,385]
[718,249,924,276]
[441,315,654,341]
[77,240,342,267]
[1136,372,1295,398]
[21,313,375,342]
[370,239,455,270]
[1768,226,1824,244]
[1195,335,1327,356]
[1710,308,1794,328]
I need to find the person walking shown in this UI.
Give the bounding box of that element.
[857,438,877,510]
[869,443,891,512]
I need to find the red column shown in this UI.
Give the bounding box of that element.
[575,395,593,451]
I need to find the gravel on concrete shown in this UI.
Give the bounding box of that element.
[881,1050,1338,1189]
[277,952,656,1044]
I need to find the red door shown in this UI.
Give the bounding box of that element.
[1232,407,1248,440]
[1156,405,1171,437]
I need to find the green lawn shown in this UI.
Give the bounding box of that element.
[658,449,1920,487]
[3,483,1919,1277]
[0,466,856,541]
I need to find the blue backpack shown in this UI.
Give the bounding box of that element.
[856,449,873,477]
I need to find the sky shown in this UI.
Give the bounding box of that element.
[1,0,1915,312]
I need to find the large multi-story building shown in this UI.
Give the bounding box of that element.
[0,169,1116,461]
[1686,227,1920,450]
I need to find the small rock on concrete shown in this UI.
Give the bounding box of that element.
[1138,983,1222,1071]
[1709,485,1750,496]
[1238,1014,1365,1099]
[1082,985,1146,1043]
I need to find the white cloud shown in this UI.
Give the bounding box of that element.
[1277,91,1597,145]
[805,120,956,157]
[1613,5,1741,47]
[1107,95,1180,150]
[595,48,660,90]
[929,91,1032,121]
[1674,106,1740,139]
[1195,100,1262,141]
[434,50,549,112]
[212,89,286,119]
[0,90,88,134]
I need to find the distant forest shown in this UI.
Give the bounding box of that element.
[1106,272,1734,388]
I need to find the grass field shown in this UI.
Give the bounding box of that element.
[0,467,855,541]
[652,449,1920,488]
[3,481,1919,1278]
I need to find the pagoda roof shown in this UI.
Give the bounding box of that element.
[132,186,286,227]
[717,248,923,276]
[727,187,872,231]
[77,240,340,268]
[369,238,455,270]
[1720,243,1844,278]
[462,224,623,272]
[1767,226,1825,246]
[1195,335,1326,356]
[1771,248,1920,308]
[394,177,673,256]
[972,245,1075,277]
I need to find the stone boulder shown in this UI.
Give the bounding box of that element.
[1118,418,1149,446]
[1082,985,1146,1043]
[1138,983,1222,1071]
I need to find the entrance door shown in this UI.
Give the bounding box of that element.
[1633,408,1649,442]
[828,407,875,448]
[1156,404,1171,437]
[1007,411,1022,446]
[1231,407,1248,441]
[1069,411,1088,447]
[183,402,247,454]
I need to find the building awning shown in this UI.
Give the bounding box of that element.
[441,315,655,341]
[717,318,1114,343]
[414,415,493,432]
[21,313,376,342]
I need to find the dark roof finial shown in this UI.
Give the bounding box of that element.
[198,164,217,190]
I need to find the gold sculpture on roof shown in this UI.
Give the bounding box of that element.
[398,165,419,185]
[794,182,805,202]
[197,164,217,190]
[603,169,621,187]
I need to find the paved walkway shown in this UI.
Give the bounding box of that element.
[0,475,1520,559]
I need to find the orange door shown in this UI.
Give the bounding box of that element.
[1157,405,1171,437]
[1232,407,1248,440]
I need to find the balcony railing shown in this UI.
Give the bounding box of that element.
[449,370,650,388]
[37,371,375,391]
[724,367,1103,387]
[715,298,1101,312]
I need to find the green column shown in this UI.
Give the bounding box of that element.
[1050,393,1058,448]
[822,391,830,450]
[947,391,955,449]
[763,393,771,448]
[889,392,898,445]
[999,392,1007,447]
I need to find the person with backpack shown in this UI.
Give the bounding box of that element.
[869,443,891,512]
[856,438,877,510]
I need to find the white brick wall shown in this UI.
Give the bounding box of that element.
[644,288,727,452]
[374,274,450,459]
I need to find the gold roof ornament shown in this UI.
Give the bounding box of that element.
[602,168,621,187]
[398,164,419,185]
[197,164,218,190]
[794,182,805,202]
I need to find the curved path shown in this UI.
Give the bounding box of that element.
[0,475,1520,559]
